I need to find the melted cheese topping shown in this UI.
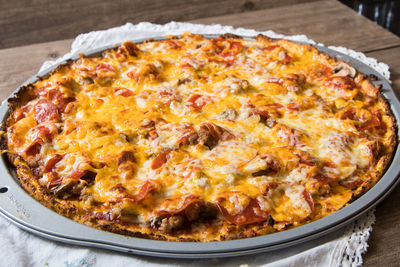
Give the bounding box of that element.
[6,34,395,241]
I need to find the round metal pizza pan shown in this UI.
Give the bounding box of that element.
[0,35,399,258]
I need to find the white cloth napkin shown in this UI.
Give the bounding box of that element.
[1,22,390,267]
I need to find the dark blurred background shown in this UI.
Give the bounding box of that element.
[339,0,399,36]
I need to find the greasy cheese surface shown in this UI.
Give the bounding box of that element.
[6,34,395,241]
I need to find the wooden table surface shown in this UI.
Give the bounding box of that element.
[1,0,399,265]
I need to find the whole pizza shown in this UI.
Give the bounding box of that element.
[3,33,396,241]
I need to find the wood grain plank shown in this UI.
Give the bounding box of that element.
[0,0,318,49]
[363,46,400,266]
[191,0,400,52]
[366,47,400,94]
[363,186,400,266]
[0,40,72,100]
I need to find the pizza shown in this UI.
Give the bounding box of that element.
[3,33,396,241]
